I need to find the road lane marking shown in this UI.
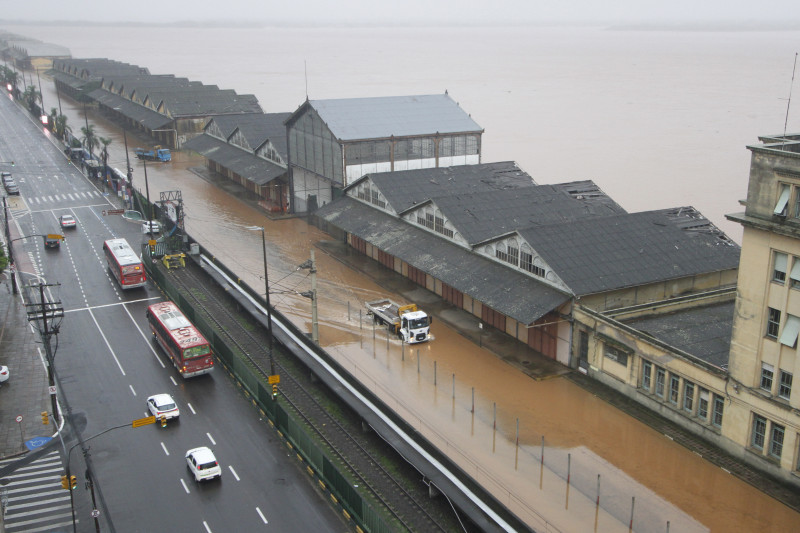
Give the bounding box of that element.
[256,507,268,524]
[87,308,126,376]
[187,403,196,415]
[161,442,169,456]
[129,384,136,396]
[180,479,190,494]
[206,433,216,445]
[170,376,177,386]
[122,303,166,368]
[228,466,239,481]
[203,521,213,532]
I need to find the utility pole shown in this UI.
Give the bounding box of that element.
[299,250,318,344]
[3,196,16,294]
[26,282,64,424]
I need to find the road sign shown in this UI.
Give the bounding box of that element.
[91,509,100,518]
[46,234,64,240]
[131,415,156,428]
[15,415,22,423]
[106,209,124,215]
[48,386,57,395]
[268,374,280,384]
[25,436,52,450]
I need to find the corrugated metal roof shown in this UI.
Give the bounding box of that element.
[310,93,483,141]
[315,197,570,324]
[355,162,535,214]
[183,135,286,186]
[522,207,740,295]
[205,113,290,160]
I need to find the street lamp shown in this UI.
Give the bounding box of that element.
[246,225,275,375]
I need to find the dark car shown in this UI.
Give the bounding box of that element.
[44,234,61,249]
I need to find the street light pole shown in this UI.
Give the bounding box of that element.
[247,225,275,375]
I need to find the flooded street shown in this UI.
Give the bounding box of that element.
[30,71,800,532]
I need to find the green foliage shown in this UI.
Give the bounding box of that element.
[0,245,8,274]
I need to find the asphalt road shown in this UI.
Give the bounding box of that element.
[1,93,343,532]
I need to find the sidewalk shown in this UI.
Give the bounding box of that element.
[0,275,52,459]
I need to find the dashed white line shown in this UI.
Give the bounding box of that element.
[187,403,196,415]
[161,442,169,456]
[207,433,216,445]
[129,384,136,396]
[180,479,190,494]
[256,507,268,524]
[228,465,239,481]
[203,521,213,532]
[170,376,177,386]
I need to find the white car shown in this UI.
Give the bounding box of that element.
[147,394,179,421]
[59,214,77,229]
[142,220,161,234]
[185,447,221,482]
[0,365,9,383]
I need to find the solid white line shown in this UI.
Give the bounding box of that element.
[228,465,239,481]
[206,433,216,445]
[203,521,213,533]
[161,442,169,456]
[129,384,136,396]
[180,478,190,494]
[256,507,267,524]
[87,308,126,376]
[63,296,162,314]
[187,403,196,415]
[121,303,166,368]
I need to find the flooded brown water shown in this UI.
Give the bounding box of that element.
[18,24,800,531]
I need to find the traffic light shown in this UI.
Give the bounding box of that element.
[69,475,77,490]
[160,416,167,428]
[41,411,49,425]
[272,384,278,399]
[60,475,69,490]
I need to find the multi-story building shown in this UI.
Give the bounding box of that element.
[727,133,800,484]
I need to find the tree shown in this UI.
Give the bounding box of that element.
[22,85,40,113]
[80,124,98,157]
[53,112,71,141]
[99,136,112,179]
[0,245,8,275]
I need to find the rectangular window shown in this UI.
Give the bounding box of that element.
[495,248,508,262]
[752,414,767,450]
[791,258,800,289]
[669,375,680,405]
[655,366,666,398]
[770,424,785,459]
[641,360,652,391]
[603,345,628,366]
[767,308,781,339]
[779,314,800,347]
[698,388,709,420]
[774,251,788,283]
[774,183,790,216]
[794,186,800,218]
[579,331,589,361]
[507,246,519,266]
[520,251,534,273]
[779,371,793,400]
[761,363,774,392]
[712,395,724,427]
[683,381,695,412]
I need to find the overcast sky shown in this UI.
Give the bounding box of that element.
[1,0,799,26]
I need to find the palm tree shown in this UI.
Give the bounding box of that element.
[99,136,112,180]
[22,85,40,113]
[80,124,98,157]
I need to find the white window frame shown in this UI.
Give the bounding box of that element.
[761,363,775,392]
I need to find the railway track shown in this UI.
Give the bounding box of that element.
[163,260,463,533]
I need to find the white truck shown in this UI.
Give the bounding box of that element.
[366,298,432,344]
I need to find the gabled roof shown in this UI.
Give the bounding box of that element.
[182,135,286,186]
[436,181,626,246]
[315,197,571,324]
[302,93,483,141]
[351,162,535,214]
[208,113,291,160]
[522,207,740,296]
[88,89,174,130]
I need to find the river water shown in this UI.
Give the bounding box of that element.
[7,22,800,531]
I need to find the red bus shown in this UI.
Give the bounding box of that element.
[103,238,146,289]
[146,301,214,378]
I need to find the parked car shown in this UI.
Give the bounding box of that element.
[0,365,9,384]
[185,447,221,482]
[147,394,180,421]
[3,177,19,195]
[59,215,77,229]
[142,220,161,234]
[1,172,12,182]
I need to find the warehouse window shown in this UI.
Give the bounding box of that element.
[683,381,695,413]
[641,360,652,391]
[770,423,785,459]
[779,371,793,400]
[752,414,767,450]
[698,388,709,420]
[761,363,774,392]
[712,395,724,427]
[669,375,680,405]
[603,344,628,366]
[655,366,666,398]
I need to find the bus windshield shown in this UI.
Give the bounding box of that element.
[183,345,211,359]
